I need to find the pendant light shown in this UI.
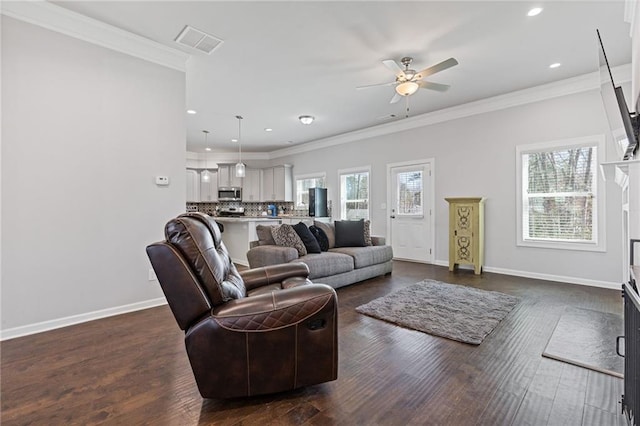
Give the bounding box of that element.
[201,130,211,183]
[235,115,246,178]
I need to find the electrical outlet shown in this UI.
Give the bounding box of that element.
[148,269,157,281]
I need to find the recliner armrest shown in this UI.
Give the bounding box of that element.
[240,262,310,291]
[212,284,336,328]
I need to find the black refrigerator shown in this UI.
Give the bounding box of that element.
[309,188,328,217]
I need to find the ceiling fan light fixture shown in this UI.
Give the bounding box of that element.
[396,81,419,96]
[299,115,315,125]
[403,70,416,80]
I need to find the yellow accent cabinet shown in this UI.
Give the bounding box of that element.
[445,197,485,274]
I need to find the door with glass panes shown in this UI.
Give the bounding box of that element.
[390,163,432,262]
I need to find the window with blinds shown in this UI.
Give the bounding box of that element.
[397,170,423,215]
[522,144,597,243]
[340,170,369,220]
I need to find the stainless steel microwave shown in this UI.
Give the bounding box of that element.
[218,187,242,201]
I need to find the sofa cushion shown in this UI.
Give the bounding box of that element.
[309,225,329,251]
[313,221,335,249]
[272,224,307,256]
[294,252,354,280]
[334,220,366,247]
[256,224,276,246]
[293,222,321,254]
[329,245,393,269]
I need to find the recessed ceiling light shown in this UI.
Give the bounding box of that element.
[264,128,273,132]
[299,115,315,125]
[549,62,561,69]
[527,7,543,17]
[205,147,211,151]
[231,138,238,143]
[187,109,197,114]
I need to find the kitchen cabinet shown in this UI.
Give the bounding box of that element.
[200,170,218,202]
[186,169,200,202]
[261,165,293,202]
[242,168,261,201]
[445,197,485,274]
[218,164,243,188]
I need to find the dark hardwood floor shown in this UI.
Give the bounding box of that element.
[1,262,627,425]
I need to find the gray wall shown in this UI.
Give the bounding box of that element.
[274,89,624,287]
[1,17,186,333]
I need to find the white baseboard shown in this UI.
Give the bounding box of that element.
[2,260,621,341]
[432,260,620,290]
[0,297,168,341]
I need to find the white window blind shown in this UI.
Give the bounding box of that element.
[522,145,596,242]
[397,170,423,215]
[340,170,369,220]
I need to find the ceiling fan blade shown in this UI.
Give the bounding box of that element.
[390,92,402,104]
[415,57,458,79]
[419,81,451,92]
[382,59,403,74]
[356,81,396,90]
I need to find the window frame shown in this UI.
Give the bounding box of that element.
[294,172,326,210]
[516,135,606,252]
[338,166,371,221]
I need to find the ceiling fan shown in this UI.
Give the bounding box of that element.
[357,56,458,104]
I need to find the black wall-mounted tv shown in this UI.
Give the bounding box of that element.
[597,29,639,161]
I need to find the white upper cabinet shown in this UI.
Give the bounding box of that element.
[200,170,218,202]
[261,165,292,201]
[186,169,200,202]
[242,168,261,201]
[218,164,243,188]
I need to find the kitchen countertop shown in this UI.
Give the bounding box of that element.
[212,215,326,222]
[213,216,281,222]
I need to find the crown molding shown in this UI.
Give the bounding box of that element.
[0,1,189,72]
[269,64,631,159]
[187,151,270,163]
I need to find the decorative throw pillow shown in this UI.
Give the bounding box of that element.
[271,224,307,256]
[334,220,366,247]
[313,220,335,249]
[256,224,276,246]
[364,219,372,246]
[292,222,321,254]
[309,225,329,252]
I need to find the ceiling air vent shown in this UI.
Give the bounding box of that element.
[175,25,223,55]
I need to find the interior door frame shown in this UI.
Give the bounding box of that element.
[386,158,436,263]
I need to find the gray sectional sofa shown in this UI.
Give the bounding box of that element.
[246,222,393,289]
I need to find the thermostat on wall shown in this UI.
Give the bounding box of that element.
[155,176,169,186]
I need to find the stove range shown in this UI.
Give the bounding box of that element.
[218,207,245,217]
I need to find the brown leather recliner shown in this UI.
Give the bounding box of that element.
[146,212,338,399]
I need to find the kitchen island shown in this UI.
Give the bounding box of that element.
[215,216,328,265]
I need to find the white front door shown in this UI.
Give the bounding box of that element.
[389,162,433,263]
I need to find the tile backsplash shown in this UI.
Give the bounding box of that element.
[185,201,331,217]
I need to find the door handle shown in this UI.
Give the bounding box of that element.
[390,215,395,219]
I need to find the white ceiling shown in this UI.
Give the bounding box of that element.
[53,1,633,154]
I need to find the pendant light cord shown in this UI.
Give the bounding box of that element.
[236,115,243,163]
